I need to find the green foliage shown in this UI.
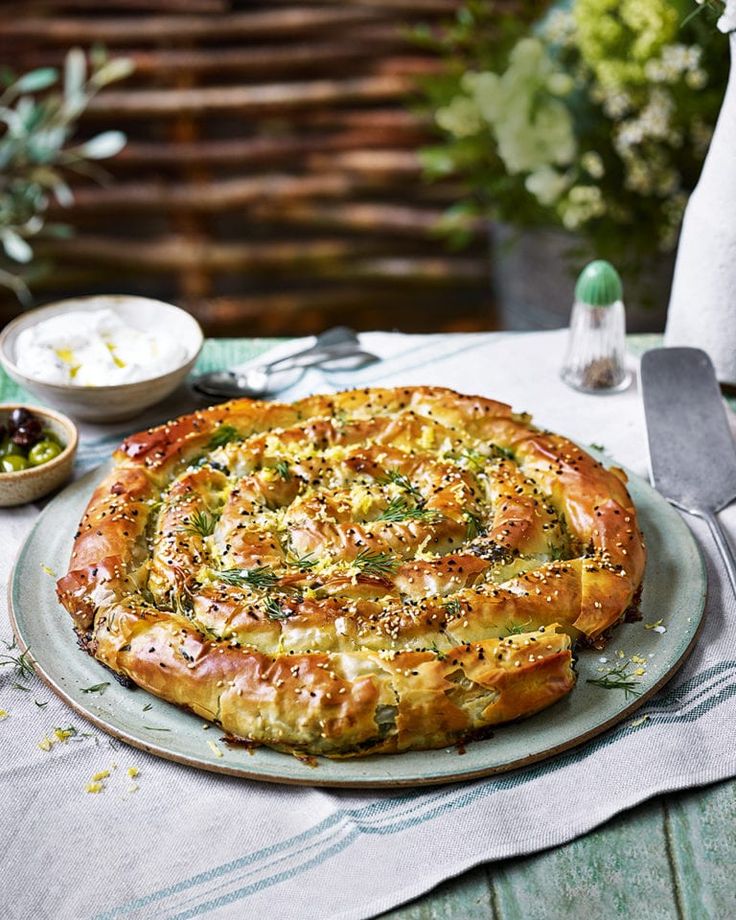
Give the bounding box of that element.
[0,47,133,300]
[416,0,729,271]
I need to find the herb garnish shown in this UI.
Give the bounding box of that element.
[443,599,463,617]
[218,566,279,589]
[455,447,488,472]
[587,662,641,699]
[183,510,218,538]
[377,497,441,523]
[491,444,515,461]
[82,682,110,695]
[0,641,34,681]
[287,552,318,571]
[208,424,239,449]
[264,597,294,621]
[380,470,422,501]
[503,620,531,637]
[274,460,291,480]
[353,550,398,577]
[463,510,485,540]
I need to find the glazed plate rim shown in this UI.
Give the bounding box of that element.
[9,460,707,788]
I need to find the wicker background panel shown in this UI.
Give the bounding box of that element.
[0,0,494,336]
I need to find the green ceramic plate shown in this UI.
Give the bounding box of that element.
[9,461,706,788]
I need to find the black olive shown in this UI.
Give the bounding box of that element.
[8,407,35,433]
[11,422,42,449]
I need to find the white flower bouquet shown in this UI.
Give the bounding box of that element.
[418,0,729,272]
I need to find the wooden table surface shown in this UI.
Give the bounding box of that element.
[385,778,735,918]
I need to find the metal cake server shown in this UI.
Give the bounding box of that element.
[641,346,736,595]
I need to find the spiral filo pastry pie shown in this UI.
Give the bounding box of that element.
[57,386,645,758]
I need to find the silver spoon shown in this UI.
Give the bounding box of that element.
[192,327,379,399]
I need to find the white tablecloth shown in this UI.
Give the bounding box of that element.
[2,330,735,920]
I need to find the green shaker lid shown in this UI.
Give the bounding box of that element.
[575,260,623,306]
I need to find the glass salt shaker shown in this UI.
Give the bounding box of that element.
[560,260,631,394]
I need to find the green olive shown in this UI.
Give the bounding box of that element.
[41,429,63,447]
[28,439,63,466]
[1,454,29,473]
[0,437,23,457]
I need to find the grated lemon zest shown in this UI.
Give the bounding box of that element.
[208,740,224,758]
[53,727,76,742]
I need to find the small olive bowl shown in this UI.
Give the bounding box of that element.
[0,404,78,507]
[0,295,204,422]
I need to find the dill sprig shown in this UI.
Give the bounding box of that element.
[377,497,442,523]
[353,550,398,577]
[182,509,218,538]
[0,641,34,681]
[380,469,422,501]
[491,444,515,461]
[443,598,463,617]
[503,620,531,637]
[287,552,318,572]
[274,460,291,480]
[463,510,485,540]
[587,662,641,699]
[429,641,447,661]
[460,447,488,471]
[81,682,110,695]
[218,566,279,589]
[264,596,294,621]
[208,424,239,449]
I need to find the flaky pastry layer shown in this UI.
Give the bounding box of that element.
[57,386,645,757]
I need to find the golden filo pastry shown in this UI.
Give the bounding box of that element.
[57,386,645,758]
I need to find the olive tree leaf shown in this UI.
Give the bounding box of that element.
[10,68,58,96]
[91,58,135,88]
[52,179,74,207]
[77,130,126,160]
[64,48,87,103]
[2,231,33,263]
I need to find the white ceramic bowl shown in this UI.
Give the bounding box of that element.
[0,403,78,507]
[0,295,204,422]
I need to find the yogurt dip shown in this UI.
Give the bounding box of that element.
[15,309,188,386]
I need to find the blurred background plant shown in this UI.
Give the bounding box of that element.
[417,0,729,278]
[0,48,133,302]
